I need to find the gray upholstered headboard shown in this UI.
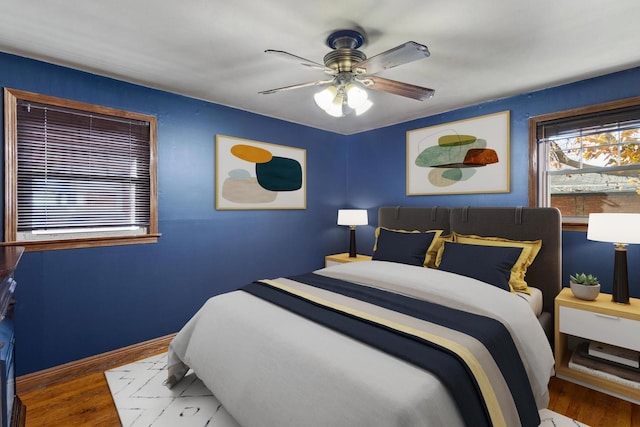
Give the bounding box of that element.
[378,206,562,340]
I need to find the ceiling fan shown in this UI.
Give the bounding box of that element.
[259,29,435,117]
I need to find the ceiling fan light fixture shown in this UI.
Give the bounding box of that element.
[346,83,366,108]
[313,85,337,111]
[314,85,345,117]
[354,98,373,116]
[345,83,373,115]
[314,83,373,117]
[327,93,345,117]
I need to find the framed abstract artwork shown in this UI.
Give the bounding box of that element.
[406,111,510,195]
[215,135,306,210]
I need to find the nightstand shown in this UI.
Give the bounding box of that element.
[325,253,372,267]
[554,287,640,404]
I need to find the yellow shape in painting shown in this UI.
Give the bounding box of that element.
[438,135,477,146]
[231,144,273,163]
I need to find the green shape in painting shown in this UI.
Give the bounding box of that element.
[229,169,252,180]
[415,139,487,167]
[442,168,462,181]
[438,134,477,146]
[256,156,302,192]
[428,167,477,187]
[442,167,476,181]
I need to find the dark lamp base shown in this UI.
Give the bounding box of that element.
[612,246,629,304]
[348,227,357,258]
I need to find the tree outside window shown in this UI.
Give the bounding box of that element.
[530,98,640,229]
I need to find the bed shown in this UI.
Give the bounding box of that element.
[167,206,561,427]
[377,206,562,341]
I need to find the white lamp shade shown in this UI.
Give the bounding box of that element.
[337,209,368,226]
[587,213,640,244]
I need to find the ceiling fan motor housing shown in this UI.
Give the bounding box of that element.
[324,30,367,73]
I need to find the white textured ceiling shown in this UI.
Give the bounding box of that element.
[1,0,639,135]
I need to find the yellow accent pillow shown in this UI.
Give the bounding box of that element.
[430,233,453,268]
[373,227,443,267]
[449,233,542,294]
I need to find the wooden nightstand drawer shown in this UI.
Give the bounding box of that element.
[559,305,640,352]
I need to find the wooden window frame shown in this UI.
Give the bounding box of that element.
[3,88,160,251]
[529,96,640,231]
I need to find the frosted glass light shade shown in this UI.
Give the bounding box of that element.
[337,209,368,226]
[346,83,373,115]
[314,86,336,109]
[587,213,640,244]
[346,84,366,107]
[354,99,373,116]
[314,84,373,117]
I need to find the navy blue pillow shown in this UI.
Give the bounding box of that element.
[437,241,523,291]
[372,229,437,266]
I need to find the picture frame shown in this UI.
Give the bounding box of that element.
[406,111,510,195]
[215,135,306,210]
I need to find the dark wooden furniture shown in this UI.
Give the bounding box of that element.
[0,247,24,427]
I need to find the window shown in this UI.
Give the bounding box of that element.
[530,97,640,230]
[3,88,159,251]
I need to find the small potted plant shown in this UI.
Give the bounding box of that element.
[569,273,600,301]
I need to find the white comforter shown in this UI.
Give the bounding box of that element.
[168,261,555,427]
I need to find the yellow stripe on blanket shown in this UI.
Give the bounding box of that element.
[259,279,507,427]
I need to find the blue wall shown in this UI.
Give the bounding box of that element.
[346,67,640,300]
[2,51,640,375]
[0,53,348,375]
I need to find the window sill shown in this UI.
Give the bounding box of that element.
[562,222,588,232]
[1,234,161,252]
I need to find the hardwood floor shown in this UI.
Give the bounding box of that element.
[21,370,122,426]
[547,376,640,426]
[18,361,640,427]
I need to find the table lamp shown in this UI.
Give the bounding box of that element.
[337,209,368,257]
[587,213,640,304]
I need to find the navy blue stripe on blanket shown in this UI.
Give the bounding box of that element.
[241,273,540,427]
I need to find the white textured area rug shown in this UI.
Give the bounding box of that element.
[105,353,240,427]
[105,353,588,427]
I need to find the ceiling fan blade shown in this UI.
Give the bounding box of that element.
[264,49,336,75]
[259,79,335,95]
[358,76,435,101]
[353,41,430,76]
